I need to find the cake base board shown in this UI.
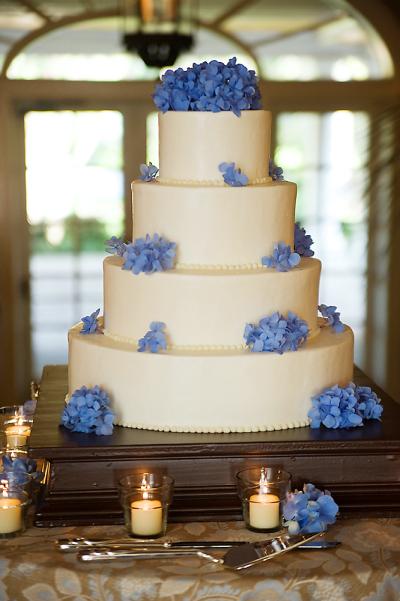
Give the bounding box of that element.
[30,365,400,527]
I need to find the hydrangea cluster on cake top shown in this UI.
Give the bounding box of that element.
[218,162,249,187]
[283,483,339,535]
[318,304,344,333]
[153,57,262,116]
[61,385,115,435]
[244,311,309,353]
[308,383,383,429]
[262,242,300,272]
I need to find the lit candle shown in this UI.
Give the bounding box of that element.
[5,420,31,448]
[130,476,163,537]
[0,482,22,535]
[249,468,280,531]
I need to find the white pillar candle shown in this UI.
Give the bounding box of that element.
[130,498,163,536]
[249,493,280,530]
[5,425,31,448]
[0,498,22,534]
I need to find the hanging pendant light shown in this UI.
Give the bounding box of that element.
[122,0,195,68]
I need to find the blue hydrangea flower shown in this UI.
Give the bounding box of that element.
[262,242,300,272]
[294,223,314,257]
[153,57,262,117]
[80,308,101,335]
[61,385,115,435]
[308,384,363,429]
[218,162,249,187]
[283,483,339,535]
[269,159,284,181]
[2,455,42,482]
[318,304,345,333]
[139,162,159,182]
[105,236,126,257]
[138,322,167,353]
[122,234,176,275]
[244,311,308,354]
[354,385,383,420]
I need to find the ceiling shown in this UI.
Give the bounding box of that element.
[0,0,396,79]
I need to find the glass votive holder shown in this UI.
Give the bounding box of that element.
[0,486,30,538]
[3,417,32,450]
[118,473,174,539]
[236,467,291,533]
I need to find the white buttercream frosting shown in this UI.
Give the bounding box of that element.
[158,110,271,182]
[103,256,322,348]
[68,324,354,433]
[132,180,296,267]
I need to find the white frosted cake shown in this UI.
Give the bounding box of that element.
[68,60,354,433]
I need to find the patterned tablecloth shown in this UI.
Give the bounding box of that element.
[0,518,399,601]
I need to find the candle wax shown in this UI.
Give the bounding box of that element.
[249,493,280,530]
[5,425,31,448]
[130,498,163,536]
[0,498,22,534]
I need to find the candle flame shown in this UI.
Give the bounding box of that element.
[259,467,268,495]
[140,474,150,500]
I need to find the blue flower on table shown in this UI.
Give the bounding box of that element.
[261,242,300,272]
[269,159,284,181]
[122,234,176,275]
[354,385,383,420]
[244,311,308,353]
[308,384,363,429]
[294,222,315,257]
[139,162,159,182]
[318,304,345,333]
[1,455,42,483]
[153,57,261,116]
[105,236,126,257]
[61,385,115,435]
[218,162,249,187]
[80,308,101,335]
[138,322,167,353]
[283,483,339,535]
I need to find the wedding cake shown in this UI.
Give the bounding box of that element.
[67,58,354,433]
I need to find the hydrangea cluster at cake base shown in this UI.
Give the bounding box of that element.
[153,57,261,116]
[283,483,339,535]
[309,383,383,429]
[61,386,115,435]
[244,311,309,353]
[0,455,43,485]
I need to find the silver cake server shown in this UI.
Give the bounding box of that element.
[78,532,327,570]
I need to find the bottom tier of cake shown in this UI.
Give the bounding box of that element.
[68,324,354,433]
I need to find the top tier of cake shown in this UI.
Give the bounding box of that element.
[158,110,272,184]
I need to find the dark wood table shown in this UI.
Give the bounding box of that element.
[30,365,400,527]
